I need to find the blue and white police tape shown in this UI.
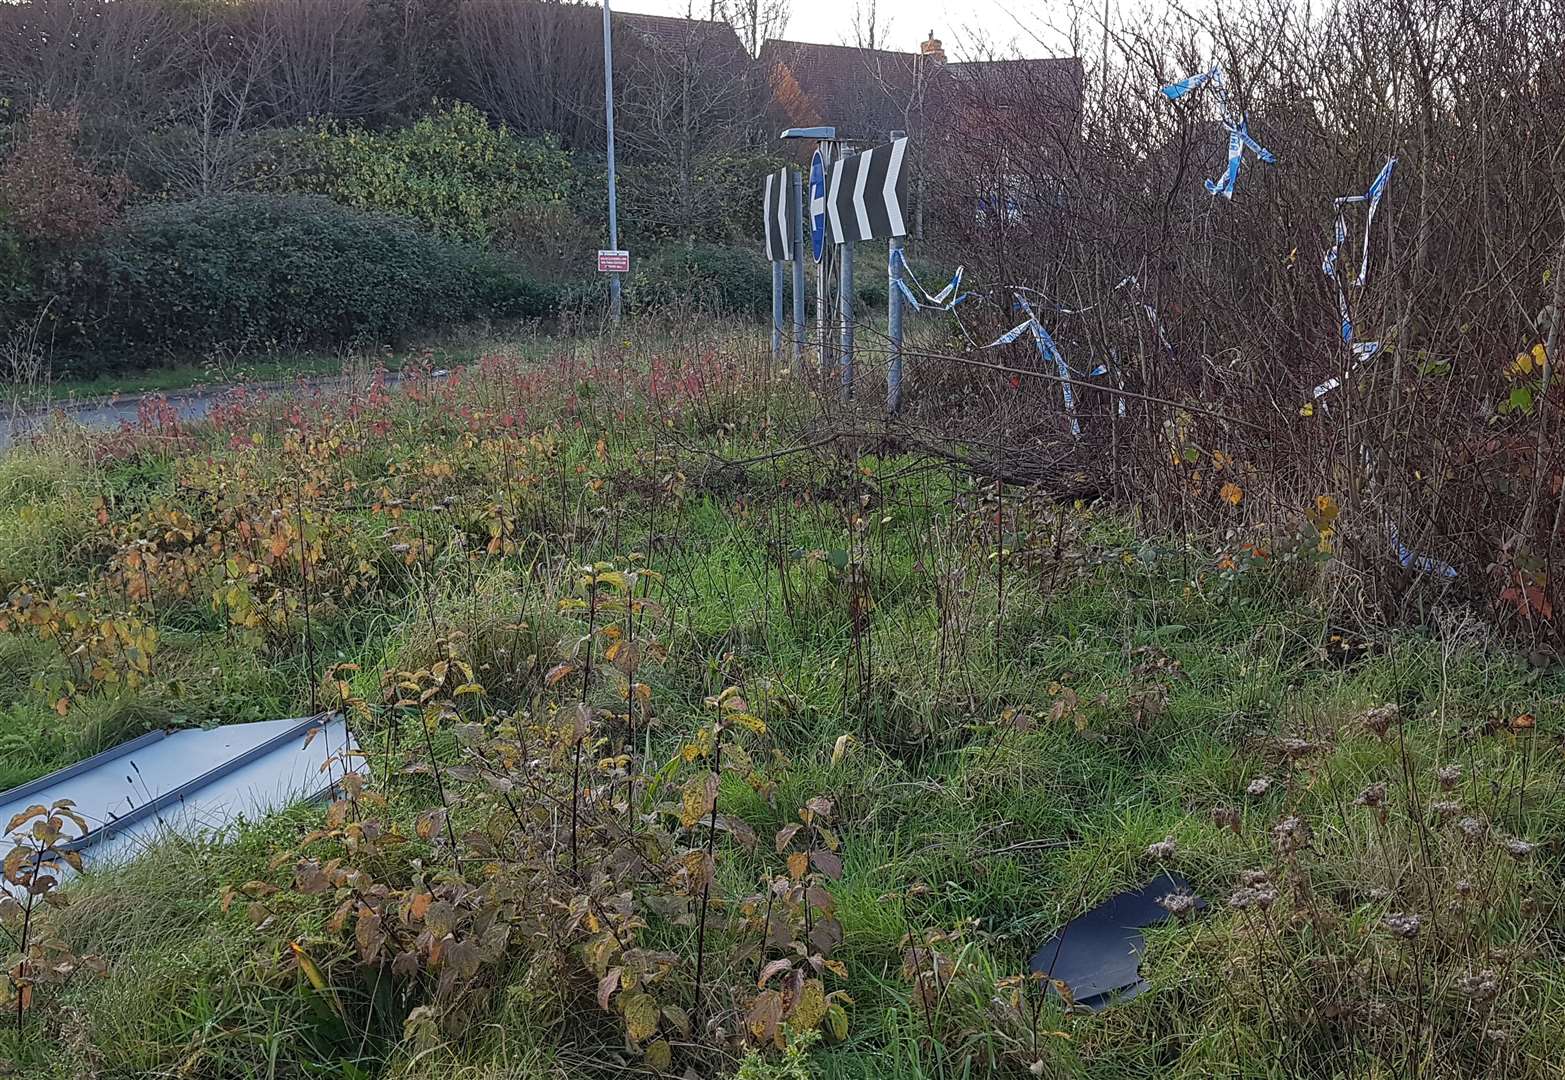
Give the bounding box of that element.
[1014,295,1082,438]
[891,250,970,312]
[1160,65,1224,104]
[1388,520,1457,578]
[1205,119,1276,200]
[1323,158,1397,342]
[1311,340,1383,401]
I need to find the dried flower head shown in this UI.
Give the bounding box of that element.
[1145,835,1178,860]
[1458,970,1499,1001]
[1212,806,1242,833]
[1455,816,1486,841]
[1274,737,1320,761]
[1239,869,1271,887]
[1499,837,1536,859]
[1272,815,1312,855]
[1228,885,1277,911]
[1156,891,1200,920]
[1359,703,1401,739]
[1354,782,1387,809]
[1430,799,1462,821]
[1381,912,1422,939]
[1246,776,1274,797]
[1436,764,1461,790]
[1453,879,1475,897]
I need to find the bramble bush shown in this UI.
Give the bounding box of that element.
[45,194,557,364]
[260,102,574,245]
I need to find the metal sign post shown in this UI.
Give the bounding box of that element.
[601,0,621,325]
[887,129,906,414]
[835,147,856,402]
[888,233,904,413]
[791,171,806,367]
[771,262,783,363]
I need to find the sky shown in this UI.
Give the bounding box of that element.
[609,0,1058,56]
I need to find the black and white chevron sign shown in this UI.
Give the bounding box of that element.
[763,168,795,261]
[826,137,909,244]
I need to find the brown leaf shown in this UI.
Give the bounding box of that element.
[746,988,784,1045]
[757,958,793,987]
[786,851,808,881]
[355,906,386,962]
[775,823,802,853]
[597,966,622,1012]
[810,849,844,880]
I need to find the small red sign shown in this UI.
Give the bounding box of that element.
[597,249,630,273]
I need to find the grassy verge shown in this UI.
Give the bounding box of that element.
[0,341,1560,1079]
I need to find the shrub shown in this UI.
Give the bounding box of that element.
[626,242,771,316]
[48,194,556,362]
[0,105,131,248]
[261,102,574,245]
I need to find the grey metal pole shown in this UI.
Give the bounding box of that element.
[791,171,806,369]
[887,235,904,414]
[771,261,783,363]
[602,0,622,324]
[817,142,833,374]
[838,238,854,402]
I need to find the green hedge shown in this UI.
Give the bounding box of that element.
[260,103,574,245]
[626,242,771,316]
[47,194,555,361]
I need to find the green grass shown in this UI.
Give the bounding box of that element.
[0,343,1561,1079]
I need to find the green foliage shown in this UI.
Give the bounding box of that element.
[627,242,771,316]
[46,194,556,362]
[263,102,574,245]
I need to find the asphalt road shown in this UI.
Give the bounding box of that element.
[2,369,437,450]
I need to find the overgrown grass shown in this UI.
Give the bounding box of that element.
[0,342,1560,1079]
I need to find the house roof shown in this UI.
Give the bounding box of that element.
[760,37,1084,142]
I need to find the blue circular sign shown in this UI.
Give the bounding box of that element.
[809,149,827,263]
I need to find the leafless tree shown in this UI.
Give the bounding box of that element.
[248,0,388,123]
[453,0,603,147]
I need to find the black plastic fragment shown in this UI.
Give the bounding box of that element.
[1027,872,1205,1011]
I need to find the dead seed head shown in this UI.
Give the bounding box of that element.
[1212,806,1242,832]
[1156,891,1199,920]
[1353,782,1387,809]
[1239,869,1270,887]
[1458,970,1499,1001]
[1436,764,1462,790]
[1499,837,1536,859]
[1229,885,1277,911]
[1430,799,1462,820]
[1145,835,1178,860]
[1271,815,1311,855]
[1381,912,1422,939]
[1455,816,1486,841]
[1247,776,1274,797]
[1359,703,1401,739]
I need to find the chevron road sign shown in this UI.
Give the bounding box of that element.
[825,137,909,244]
[763,167,796,261]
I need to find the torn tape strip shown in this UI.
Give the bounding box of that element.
[1388,521,1457,578]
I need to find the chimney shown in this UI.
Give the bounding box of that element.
[920,30,945,64]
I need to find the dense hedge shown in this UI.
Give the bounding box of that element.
[47,194,555,361]
[261,103,574,245]
[626,242,771,316]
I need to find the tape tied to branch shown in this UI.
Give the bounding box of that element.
[1160,64,1276,199]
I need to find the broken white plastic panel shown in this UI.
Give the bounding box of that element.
[1,715,361,888]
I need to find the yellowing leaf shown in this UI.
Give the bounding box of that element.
[643,1038,671,1072]
[1219,482,1244,507]
[793,978,828,1030]
[1299,402,1314,417]
[787,851,808,880]
[623,992,659,1043]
